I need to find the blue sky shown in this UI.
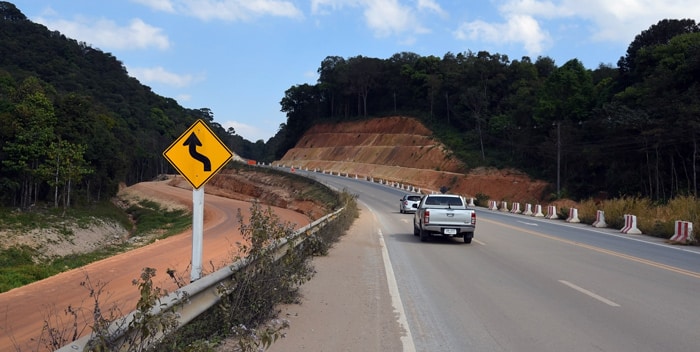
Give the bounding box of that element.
[11,1,700,142]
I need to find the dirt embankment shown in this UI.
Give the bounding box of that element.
[1,169,330,263]
[278,116,551,203]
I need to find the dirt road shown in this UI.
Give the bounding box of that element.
[0,180,311,351]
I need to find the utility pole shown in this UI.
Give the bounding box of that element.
[556,121,561,198]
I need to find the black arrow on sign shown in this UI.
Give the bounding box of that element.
[183,132,211,171]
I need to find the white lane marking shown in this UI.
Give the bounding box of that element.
[474,239,486,246]
[517,221,539,226]
[378,229,416,352]
[559,280,620,307]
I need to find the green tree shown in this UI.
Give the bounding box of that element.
[38,139,93,208]
[1,77,56,208]
[535,59,594,197]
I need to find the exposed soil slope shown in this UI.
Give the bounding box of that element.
[278,116,551,202]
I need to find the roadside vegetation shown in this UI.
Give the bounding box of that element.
[572,195,699,240]
[475,192,699,242]
[26,186,357,351]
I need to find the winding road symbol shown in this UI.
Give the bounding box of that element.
[163,119,233,189]
[183,132,212,172]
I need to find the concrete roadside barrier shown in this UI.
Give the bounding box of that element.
[468,198,475,207]
[592,210,607,228]
[489,200,498,210]
[545,205,558,219]
[500,201,509,212]
[533,204,544,217]
[566,208,580,223]
[620,214,642,234]
[510,202,521,214]
[669,221,693,244]
[522,203,533,216]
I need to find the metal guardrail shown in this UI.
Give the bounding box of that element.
[57,207,344,351]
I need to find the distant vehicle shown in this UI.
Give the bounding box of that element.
[399,194,422,213]
[413,194,476,243]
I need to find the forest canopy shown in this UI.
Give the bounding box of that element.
[274,19,700,201]
[0,2,266,208]
[1,0,698,208]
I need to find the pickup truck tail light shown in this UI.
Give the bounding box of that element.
[471,212,476,225]
[424,210,430,224]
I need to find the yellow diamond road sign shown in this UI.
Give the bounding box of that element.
[163,119,233,189]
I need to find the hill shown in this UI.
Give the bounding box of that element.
[0,2,267,208]
[278,116,550,202]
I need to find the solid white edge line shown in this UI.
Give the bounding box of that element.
[378,228,417,352]
[559,280,620,307]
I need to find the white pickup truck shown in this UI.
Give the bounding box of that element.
[412,194,476,243]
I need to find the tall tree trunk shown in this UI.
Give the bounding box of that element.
[694,137,698,197]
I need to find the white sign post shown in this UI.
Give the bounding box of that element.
[191,186,204,281]
[163,120,233,282]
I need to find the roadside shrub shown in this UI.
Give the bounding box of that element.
[576,199,599,224]
[474,193,489,207]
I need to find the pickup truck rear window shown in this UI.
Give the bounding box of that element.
[425,196,463,206]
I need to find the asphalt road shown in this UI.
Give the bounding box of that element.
[291,169,700,352]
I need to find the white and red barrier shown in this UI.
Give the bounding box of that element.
[533,204,544,217]
[468,198,475,207]
[545,205,558,219]
[620,214,642,234]
[566,208,580,223]
[522,203,533,216]
[669,221,694,244]
[510,202,521,214]
[500,201,509,212]
[592,210,607,228]
[489,200,498,211]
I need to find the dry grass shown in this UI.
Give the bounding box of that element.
[573,196,699,240]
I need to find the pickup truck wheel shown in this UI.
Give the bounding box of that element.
[419,227,429,242]
[464,234,473,244]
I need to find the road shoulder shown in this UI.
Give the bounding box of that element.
[265,203,405,351]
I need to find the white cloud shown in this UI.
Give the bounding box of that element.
[131,0,176,13]
[454,14,551,55]
[364,0,416,37]
[127,66,203,88]
[175,0,304,21]
[311,0,358,15]
[417,0,447,17]
[34,16,170,50]
[221,120,271,142]
[311,0,434,37]
[496,0,700,43]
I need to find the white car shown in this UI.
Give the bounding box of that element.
[399,194,422,213]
